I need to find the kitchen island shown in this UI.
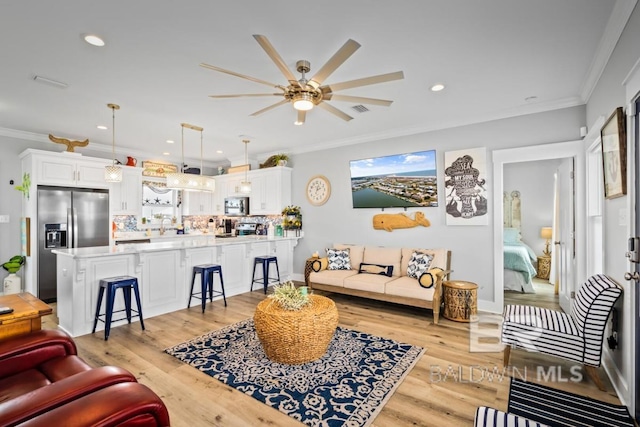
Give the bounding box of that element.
[53,235,300,337]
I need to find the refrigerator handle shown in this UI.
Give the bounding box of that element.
[72,207,78,248]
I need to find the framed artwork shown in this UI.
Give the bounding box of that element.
[600,107,626,199]
[444,147,488,225]
[142,161,178,177]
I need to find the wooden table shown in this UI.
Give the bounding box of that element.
[0,292,52,341]
[442,280,478,322]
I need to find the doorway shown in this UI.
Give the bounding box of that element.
[491,140,586,313]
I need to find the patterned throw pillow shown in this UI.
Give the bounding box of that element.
[311,257,329,272]
[326,248,351,270]
[358,263,394,277]
[418,267,445,288]
[407,251,433,279]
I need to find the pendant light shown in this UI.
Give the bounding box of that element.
[166,123,215,192]
[104,103,123,182]
[239,139,251,194]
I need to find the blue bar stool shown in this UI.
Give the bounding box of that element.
[189,264,227,313]
[250,256,280,294]
[92,275,145,341]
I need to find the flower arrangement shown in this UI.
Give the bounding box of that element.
[2,255,25,274]
[268,281,309,311]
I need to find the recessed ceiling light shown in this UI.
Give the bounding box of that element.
[97,125,107,130]
[166,140,174,144]
[84,34,105,47]
[430,83,445,92]
[294,121,303,126]
[163,152,170,156]
[216,150,223,154]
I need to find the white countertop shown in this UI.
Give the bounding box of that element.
[52,235,301,259]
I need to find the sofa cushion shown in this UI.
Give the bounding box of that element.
[334,244,364,269]
[401,248,448,276]
[344,273,395,293]
[406,251,434,279]
[326,248,351,270]
[363,247,402,277]
[358,263,393,277]
[385,276,436,301]
[309,269,359,287]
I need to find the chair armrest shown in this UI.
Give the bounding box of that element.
[19,382,171,427]
[0,366,137,426]
[0,329,77,379]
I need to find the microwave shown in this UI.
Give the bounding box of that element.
[224,197,250,216]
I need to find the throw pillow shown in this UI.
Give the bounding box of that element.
[326,248,351,270]
[311,258,324,272]
[418,267,445,289]
[358,263,394,277]
[503,228,521,243]
[407,251,433,279]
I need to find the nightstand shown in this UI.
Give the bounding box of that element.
[537,255,551,280]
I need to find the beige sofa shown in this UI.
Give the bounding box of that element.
[305,244,451,324]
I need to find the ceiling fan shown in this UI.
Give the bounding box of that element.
[200,35,404,125]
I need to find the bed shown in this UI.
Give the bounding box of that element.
[503,191,537,293]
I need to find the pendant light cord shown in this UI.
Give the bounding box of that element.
[111,106,115,166]
[200,129,204,176]
[181,125,185,172]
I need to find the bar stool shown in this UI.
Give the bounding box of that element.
[92,275,145,341]
[189,264,227,313]
[250,256,280,294]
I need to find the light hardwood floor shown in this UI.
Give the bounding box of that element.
[41,282,622,426]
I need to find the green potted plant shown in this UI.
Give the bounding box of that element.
[274,153,289,166]
[3,255,25,294]
[268,281,309,311]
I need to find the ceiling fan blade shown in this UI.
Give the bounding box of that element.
[250,99,290,117]
[317,102,353,121]
[307,39,361,90]
[321,71,404,93]
[323,94,393,106]
[296,110,306,125]
[253,35,302,88]
[200,63,284,89]
[209,93,282,98]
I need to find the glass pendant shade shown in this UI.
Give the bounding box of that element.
[166,123,214,192]
[105,103,122,183]
[105,165,123,182]
[239,139,251,194]
[239,181,252,194]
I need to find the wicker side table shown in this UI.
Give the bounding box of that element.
[442,280,478,322]
[254,295,339,364]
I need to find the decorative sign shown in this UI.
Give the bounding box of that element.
[142,161,178,177]
[444,147,488,225]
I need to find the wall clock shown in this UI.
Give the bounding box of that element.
[306,175,331,206]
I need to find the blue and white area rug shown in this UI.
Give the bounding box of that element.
[508,377,634,427]
[165,318,425,427]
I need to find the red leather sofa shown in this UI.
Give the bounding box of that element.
[0,329,170,426]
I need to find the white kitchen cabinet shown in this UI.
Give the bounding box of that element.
[110,166,142,215]
[219,167,292,215]
[182,190,214,215]
[29,151,111,189]
[212,176,225,215]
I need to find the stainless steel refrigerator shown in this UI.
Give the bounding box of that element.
[37,186,110,302]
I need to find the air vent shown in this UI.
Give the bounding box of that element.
[351,105,369,113]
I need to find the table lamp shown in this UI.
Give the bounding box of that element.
[540,227,552,256]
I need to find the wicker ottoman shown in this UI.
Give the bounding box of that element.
[254,295,339,364]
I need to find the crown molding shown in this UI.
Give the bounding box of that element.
[580,0,637,102]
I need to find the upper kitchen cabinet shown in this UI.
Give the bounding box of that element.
[182,190,214,215]
[110,166,142,215]
[219,166,291,215]
[21,149,111,189]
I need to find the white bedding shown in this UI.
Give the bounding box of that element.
[504,268,535,293]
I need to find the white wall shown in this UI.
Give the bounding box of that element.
[290,106,585,305]
[504,159,561,256]
[584,2,640,410]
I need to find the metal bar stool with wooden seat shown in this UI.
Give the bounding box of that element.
[92,275,145,341]
[250,256,280,294]
[189,264,227,313]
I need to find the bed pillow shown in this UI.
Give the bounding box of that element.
[326,248,351,270]
[407,251,434,279]
[358,263,394,277]
[504,228,521,243]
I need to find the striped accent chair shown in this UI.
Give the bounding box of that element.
[502,274,622,391]
[474,407,550,427]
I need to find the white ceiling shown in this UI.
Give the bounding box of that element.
[0,1,632,167]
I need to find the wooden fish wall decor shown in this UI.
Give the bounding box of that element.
[48,134,89,152]
[373,212,431,232]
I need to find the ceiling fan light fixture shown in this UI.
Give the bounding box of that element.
[293,93,314,111]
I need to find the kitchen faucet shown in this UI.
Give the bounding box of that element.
[160,217,166,235]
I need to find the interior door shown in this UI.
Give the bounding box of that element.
[557,157,575,313]
[631,98,640,423]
